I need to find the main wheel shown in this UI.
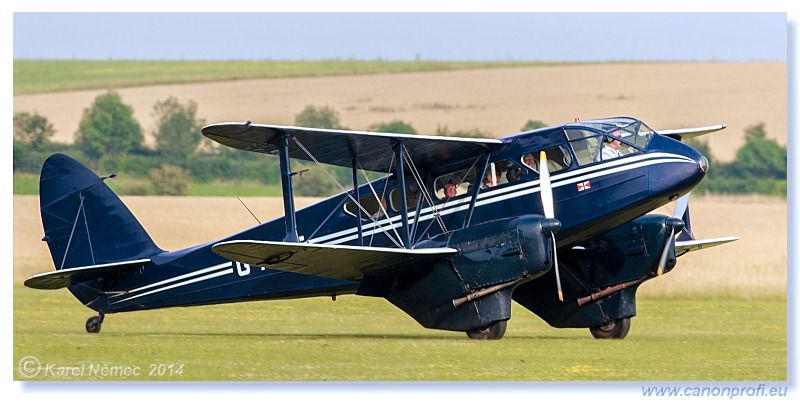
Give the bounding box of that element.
[589,317,631,339]
[466,320,508,340]
[85,316,103,333]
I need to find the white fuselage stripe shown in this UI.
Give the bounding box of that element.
[310,153,695,245]
[111,262,233,305]
[113,153,694,305]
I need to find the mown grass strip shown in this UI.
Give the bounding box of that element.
[14,59,576,95]
[13,284,786,381]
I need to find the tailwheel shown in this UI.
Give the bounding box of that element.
[85,313,104,334]
[589,317,631,339]
[466,320,508,340]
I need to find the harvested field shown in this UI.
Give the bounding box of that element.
[12,62,786,162]
[11,61,788,294]
[13,194,787,300]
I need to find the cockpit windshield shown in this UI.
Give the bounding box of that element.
[564,118,655,166]
[579,117,655,149]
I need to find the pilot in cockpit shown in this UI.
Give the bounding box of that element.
[598,130,624,161]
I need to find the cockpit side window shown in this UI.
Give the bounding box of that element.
[566,128,642,165]
[565,129,601,165]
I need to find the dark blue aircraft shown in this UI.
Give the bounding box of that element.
[25,117,737,339]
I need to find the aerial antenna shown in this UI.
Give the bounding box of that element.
[237,197,261,224]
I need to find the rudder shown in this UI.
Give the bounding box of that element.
[39,154,163,270]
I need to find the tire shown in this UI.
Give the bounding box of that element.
[589,317,631,339]
[466,320,508,340]
[85,316,103,333]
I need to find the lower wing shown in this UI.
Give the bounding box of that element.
[211,240,457,280]
[675,236,739,256]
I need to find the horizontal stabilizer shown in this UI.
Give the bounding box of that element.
[24,259,150,290]
[212,240,457,280]
[676,236,739,255]
[659,124,726,141]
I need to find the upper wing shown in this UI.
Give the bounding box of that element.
[211,240,457,280]
[202,122,503,173]
[24,258,150,290]
[675,236,739,256]
[659,124,727,141]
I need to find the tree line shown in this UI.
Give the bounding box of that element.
[13,90,786,197]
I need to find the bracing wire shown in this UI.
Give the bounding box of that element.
[293,136,403,248]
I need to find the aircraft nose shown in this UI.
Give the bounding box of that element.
[699,155,709,174]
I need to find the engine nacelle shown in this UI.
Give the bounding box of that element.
[358,215,555,332]
[514,214,679,328]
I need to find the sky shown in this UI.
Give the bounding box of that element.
[10,12,789,61]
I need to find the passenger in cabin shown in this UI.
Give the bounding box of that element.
[481,170,501,188]
[406,183,420,209]
[443,180,458,198]
[522,153,536,169]
[506,166,525,182]
[371,197,388,219]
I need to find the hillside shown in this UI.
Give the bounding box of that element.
[13,62,786,162]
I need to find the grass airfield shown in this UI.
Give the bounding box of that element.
[14,284,785,381]
[13,194,788,382]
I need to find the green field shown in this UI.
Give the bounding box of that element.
[13,59,563,95]
[13,285,786,381]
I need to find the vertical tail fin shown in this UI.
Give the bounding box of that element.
[39,154,162,270]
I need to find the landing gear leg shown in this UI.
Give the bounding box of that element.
[589,317,631,339]
[86,312,105,334]
[466,320,508,340]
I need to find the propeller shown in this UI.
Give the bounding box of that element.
[673,192,691,220]
[539,151,563,301]
[657,217,685,276]
[656,192,691,276]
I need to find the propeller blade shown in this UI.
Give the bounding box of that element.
[539,151,562,300]
[673,192,691,219]
[553,236,563,301]
[657,227,675,276]
[539,151,554,219]
[657,217,685,276]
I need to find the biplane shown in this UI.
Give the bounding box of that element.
[25,117,737,339]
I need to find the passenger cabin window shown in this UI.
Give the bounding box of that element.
[520,145,572,173]
[344,194,389,220]
[434,167,476,200]
[389,183,422,211]
[481,160,524,188]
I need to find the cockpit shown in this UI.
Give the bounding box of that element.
[564,117,655,165]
